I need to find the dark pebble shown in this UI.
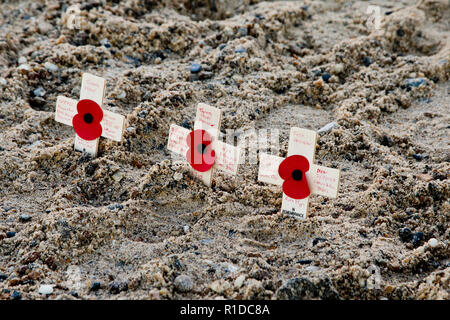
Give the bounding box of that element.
[0,274,7,281]
[70,291,79,298]
[190,63,202,74]
[296,259,313,265]
[396,29,405,37]
[237,27,248,37]
[321,72,331,82]
[312,237,327,246]
[405,78,426,88]
[181,119,191,129]
[385,11,393,15]
[399,227,412,242]
[412,232,424,247]
[109,281,128,294]
[6,231,16,238]
[362,56,373,67]
[11,290,21,300]
[19,214,31,222]
[218,44,226,50]
[412,154,423,161]
[90,282,101,291]
[381,135,394,147]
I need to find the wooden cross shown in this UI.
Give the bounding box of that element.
[54,73,125,157]
[258,127,341,219]
[167,103,241,186]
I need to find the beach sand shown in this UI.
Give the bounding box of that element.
[0,0,448,299]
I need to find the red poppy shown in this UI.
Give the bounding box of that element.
[186,129,215,172]
[278,155,311,199]
[72,99,103,141]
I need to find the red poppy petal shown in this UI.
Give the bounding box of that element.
[282,179,311,199]
[73,115,103,140]
[186,130,215,172]
[186,129,211,148]
[77,99,103,123]
[278,155,310,180]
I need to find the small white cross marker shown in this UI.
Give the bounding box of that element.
[258,127,341,219]
[54,73,125,157]
[167,103,241,186]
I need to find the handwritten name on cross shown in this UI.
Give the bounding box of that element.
[258,127,341,219]
[55,73,125,157]
[167,103,241,186]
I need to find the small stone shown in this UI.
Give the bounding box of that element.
[6,231,16,238]
[412,154,423,161]
[0,77,6,86]
[399,227,412,242]
[100,38,111,48]
[33,87,46,97]
[90,281,101,291]
[312,237,327,246]
[396,29,405,37]
[18,56,27,64]
[44,62,59,72]
[234,275,246,288]
[17,64,31,74]
[305,266,320,272]
[190,63,202,74]
[112,171,124,182]
[321,72,331,82]
[154,57,162,64]
[405,78,426,88]
[0,274,7,281]
[183,225,189,233]
[297,259,313,265]
[362,56,373,67]
[19,214,31,222]
[428,238,439,248]
[11,290,21,300]
[234,46,247,54]
[332,63,344,74]
[109,281,128,294]
[181,119,191,129]
[318,122,338,134]
[416,173,433,182]
[174,275,193,292]
[38,284,53,295]
[412,232,424,247]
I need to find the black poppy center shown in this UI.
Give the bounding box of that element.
[292,169,303,181]
[83,113,94,124]
[197,143,208,154]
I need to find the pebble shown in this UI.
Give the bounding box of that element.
[428,238,438,248]
[362,56,373,67]
[174,172,183,181]
[399,227,412,242]
[412,154,423,161]
[112,171,124,182]
[18,56,27,64]
[0,274,7,281]
[11,290,21,300]
[17,64,30,73]
[412,232,424,247]
[90,282,101,291]
[405,78,426,88]
[305,266,320,272]
[234,46,247,54]
[234,275,246,288]
[321,72,331,82]
[100,38,111,48]
[38,284,53,295]
[332,63,344,74]
[174,275,193,292]
[0,78,6,86]
[318,122,338,134]
[297,259,313,265]
[33,87,46,97]
[19,214,31,222]
[109,281,128,294]
[190,63,202,74]
[44,62,59,72]
[6,231,16,238]
[183,225,189,233]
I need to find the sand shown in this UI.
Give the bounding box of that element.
[0,0,449,300]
